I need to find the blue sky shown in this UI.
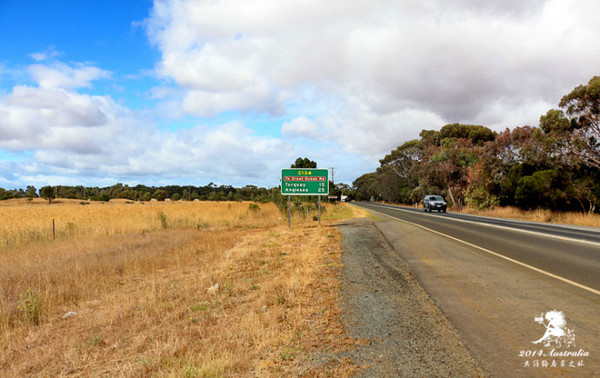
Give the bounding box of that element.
[1,0,600,190]
[0,1,158,110]
[0,1,154,73]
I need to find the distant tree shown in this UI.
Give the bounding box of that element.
[171,193,181,201]
[440,123,496,145]
[141,192,152,202]
[380,139,422,181]
[477,126,550,207]
[40,186,56,204]
[152,189,168,201]
[125,190,138,201]
[26,186,37,199]
[352,172,380,201]
[208,191,223,201]
[426,137,477,208]
[291,157,317,168]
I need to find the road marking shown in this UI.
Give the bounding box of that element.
[369,203,600,248]
[366,206,600,297]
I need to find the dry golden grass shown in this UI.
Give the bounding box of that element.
[458,206,600,228]
[0,198,281,253]
[322,202,371,221]
[0,199,362,376]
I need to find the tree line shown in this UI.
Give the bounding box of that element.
[352,76,600,213]
[0,183,278,204]
[0,157,350,208]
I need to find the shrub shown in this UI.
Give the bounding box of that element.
[18,288,43,325]
[157,212,168,229]
[248,203,261,212]
[465,187,500,210]
[90,194,110,202]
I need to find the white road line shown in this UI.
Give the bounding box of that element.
[367,207,600,297]
[371,203,600,248]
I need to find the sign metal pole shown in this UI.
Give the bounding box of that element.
[318,195,321,226]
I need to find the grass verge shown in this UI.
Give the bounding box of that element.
[457,206,600,228]
[379,201,600,228]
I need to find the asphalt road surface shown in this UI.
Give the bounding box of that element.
[353,202,600,377]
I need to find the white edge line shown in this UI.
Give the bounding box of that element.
[367,206,600,297]
[373,203,600,248]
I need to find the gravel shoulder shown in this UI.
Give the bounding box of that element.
[338,217,486,376]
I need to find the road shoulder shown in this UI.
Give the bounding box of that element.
[338,217,485,376]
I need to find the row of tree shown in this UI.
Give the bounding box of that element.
[0,157,350,207]
[0,183,278,204]
[353,76,600,213]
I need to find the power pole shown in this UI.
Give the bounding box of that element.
[329,167,335,186]
[329,167,336,201]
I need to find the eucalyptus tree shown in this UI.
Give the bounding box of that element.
[541,76,600,170]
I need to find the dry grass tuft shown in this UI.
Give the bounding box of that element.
[0,200,362,376]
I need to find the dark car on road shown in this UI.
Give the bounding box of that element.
[423,195,447,213]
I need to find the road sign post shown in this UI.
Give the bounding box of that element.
[281,168,329,227]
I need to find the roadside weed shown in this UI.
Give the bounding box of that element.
[18,288,42,325]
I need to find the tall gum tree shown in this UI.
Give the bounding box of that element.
[542,76,600,169]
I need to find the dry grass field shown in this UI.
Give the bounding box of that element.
[0,199,368,376]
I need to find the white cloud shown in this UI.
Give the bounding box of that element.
[29,46,62,62]
[4,0,600,189]
[472,98,554,129]
[28,62,110,89]
[0,59,301,188]
[146,0,600,156]
[0,86,119,152]
[18,120,294,185]
[182,80,281,116]
[281,117,320,139]
[320,105,446,159]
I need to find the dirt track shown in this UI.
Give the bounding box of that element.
[338,218,485,376]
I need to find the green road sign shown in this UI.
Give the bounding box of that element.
[281,168,329,195]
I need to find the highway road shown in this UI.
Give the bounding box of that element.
[356,202,600,295]
[353,202,600,376]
